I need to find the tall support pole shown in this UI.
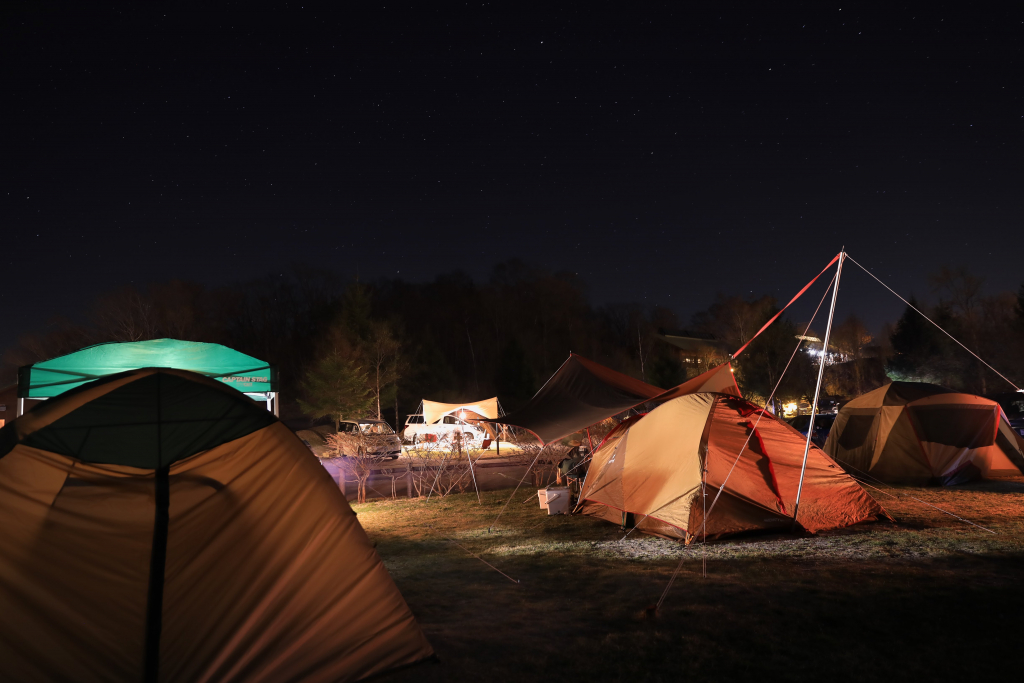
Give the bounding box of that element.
[791,250,845,531]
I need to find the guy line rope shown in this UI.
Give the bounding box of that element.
[845,254,1021,392]
[655,269,839,612]
[658,250,1019,610]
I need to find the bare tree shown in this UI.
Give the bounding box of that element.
[367,321,405,420]
[93,286,159,341]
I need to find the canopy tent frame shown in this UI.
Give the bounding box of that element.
[18,393,280,419]
[15,339,279,418]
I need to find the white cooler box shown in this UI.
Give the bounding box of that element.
[538,487,570,515]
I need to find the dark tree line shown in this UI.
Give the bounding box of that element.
[1,261,684,428]
[4,262,1021,428]
[887,268,1024,394]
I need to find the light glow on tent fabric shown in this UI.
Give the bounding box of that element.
[18,339,277,398]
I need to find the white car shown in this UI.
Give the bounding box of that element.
[403,413,489,445]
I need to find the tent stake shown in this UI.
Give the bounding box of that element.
[792,250,844,532]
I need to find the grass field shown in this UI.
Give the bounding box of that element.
[356,479,1024,682]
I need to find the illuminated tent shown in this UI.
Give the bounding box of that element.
[16,339,279,416]
[0,368,433,682]
[823,382,1024,485]
[490,355,742,445]
[648,361,741,401]
[580,392,884,540]
[422,398,499,425]
[422,397,501,439]
[489,354,664,444]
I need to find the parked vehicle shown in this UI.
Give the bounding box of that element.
[403,413,488,445]
[786,413,837,448]
[335,419,402,459]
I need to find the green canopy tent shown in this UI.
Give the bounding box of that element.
[16,339,278,417]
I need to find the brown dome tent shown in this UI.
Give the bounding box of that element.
[0,368,433,682]
[580,392,884,540]
[823,382,1024,485]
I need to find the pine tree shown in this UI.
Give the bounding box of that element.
[888,298,944,381]
[297,344,374,430]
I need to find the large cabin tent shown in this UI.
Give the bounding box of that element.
[580,392,885,540]
[0,368,433,682]
[823,382,1024,485]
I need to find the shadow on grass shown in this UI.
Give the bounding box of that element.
[358,488,1024,682]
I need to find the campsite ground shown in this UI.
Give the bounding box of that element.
[357,479,1024,682]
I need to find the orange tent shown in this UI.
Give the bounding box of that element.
[824,382,1024,485]
[0,368,433,682]
[580,392,885,540]
[648,362,740,402]
[490,355,741,445]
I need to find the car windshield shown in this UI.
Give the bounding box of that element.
[360,422,395,435]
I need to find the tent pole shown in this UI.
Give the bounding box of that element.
[466,443,482,503]
[791,250,844,532]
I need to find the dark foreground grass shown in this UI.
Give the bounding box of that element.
[356,480,1024,682]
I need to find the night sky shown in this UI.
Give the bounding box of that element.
[3,4,1022,352]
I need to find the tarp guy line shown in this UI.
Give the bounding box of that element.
[846,254,1020,392]
[672,270,837,537]
[428,526,520,584]
[695,271,837,535]
[835,457,995,534]
[732,252,841,358]
[792,249,845,530]
[489,447,546,532]
[656,271,837,611]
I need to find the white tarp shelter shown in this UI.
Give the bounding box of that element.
[422,397,500,425]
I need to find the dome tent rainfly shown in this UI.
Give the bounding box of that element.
[824,382,1024,485]
[15,338,280,417]
[0,368,433,682]
[580,392,885,540]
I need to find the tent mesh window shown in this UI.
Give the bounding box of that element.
[838,414,876,450]
[908,406,996,448]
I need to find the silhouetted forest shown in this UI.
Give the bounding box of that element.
[4,260,1022,429]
